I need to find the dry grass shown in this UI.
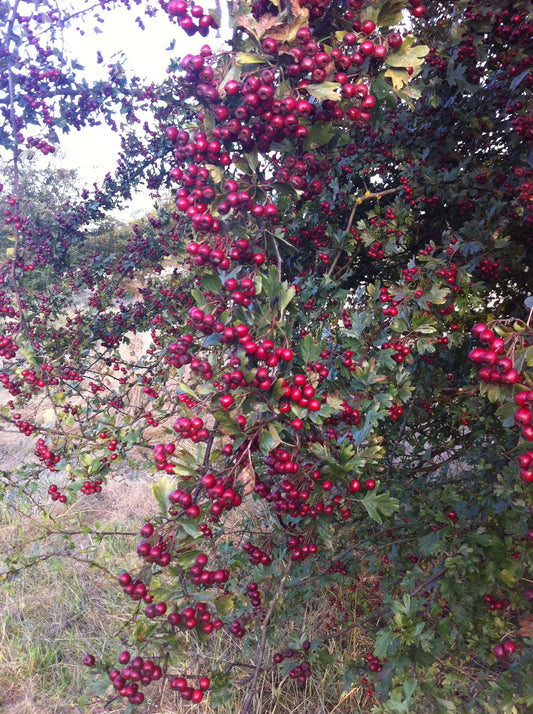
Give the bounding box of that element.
[0,469,373,714]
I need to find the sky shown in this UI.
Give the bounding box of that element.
[57,2,228,216]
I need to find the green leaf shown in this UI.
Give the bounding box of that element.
[494,401,516,428]
[280,285,296,313]
[270,181,300,198]
[245,148,259,173]
[202,273,222,294]
[300,334,324,363]
[152,476,173,518]
[181,521,202,538]
[384,68,411,91]
[79,452,93,467]
[374,628,393,659]
[259,427,278,455]
[213,409,241,436]
[377,0,404,27]
[178,381,200,399]
[303,122,335,149]
[359,490,400,524]
[177,550,203,568]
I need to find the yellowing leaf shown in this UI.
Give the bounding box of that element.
[305,82,340,101]
[235,52,267,65]
[384,68,410,91]
[386,35,429,68]
[205,163,224,185]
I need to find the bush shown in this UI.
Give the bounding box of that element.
[0,0,532,711]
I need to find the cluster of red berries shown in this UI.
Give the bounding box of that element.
[382,341,411,363]
[229,619,246,638]
[217,177,277,220]
[468,323,519,386]
[152,442,178,475]
[366,652,384,673]
[0,334,19,359]
[388,402,404,421]
[178,392,198,410]
[186,237,264,269]
[173,416,210,442]
[136,523,172,568]
[476,256,509,282]
[273,642,313,685]
[144,411,158,427]
[188,552,230,587]
[167,1,218,38]
[494,639,517,659]
[264,448,301,477]
[169,673,211,703]
[144,601,168,619]
[288,659,313,686]
[169,487,200,518]
[368,241,384,259]
[243,540,272,565]
[401,266,419,283]
[80,478,103,496]
[201,471,243,517]
[107,651,163,706]
[379,287,399,317]
[48,484,67,502]
[469,322,533,476]
[483,594,510,611]
[245,581,262,609]
[15,418,36,436]
[517,450,533,484]
[184,241,230,270]
[287,535,318,562]
[0,371,21,396]
[118,572,151,603]
[167,334,213,380]
[168,602,223,635]
[36,438,60,471]
[514,390,533,444]
[349,477,375,491]
[341,349,357,370]
[279,373,321,412]
[223,274,256,305]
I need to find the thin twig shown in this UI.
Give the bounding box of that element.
[238,562,291,714]
[318,565,448,644]
[326,187,399,279]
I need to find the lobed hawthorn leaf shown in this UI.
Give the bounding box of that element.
[386,35,429,68]
[359,489,400,524]
[384,68,411,92]
[303,121,335,149]
[213,409,241,436]
[377,0,404,27]
[300,333,325,363]
[202,272,222,294]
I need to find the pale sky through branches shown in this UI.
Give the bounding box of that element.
[58,1,226,213]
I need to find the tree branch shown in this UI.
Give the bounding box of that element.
[238,562,291,714]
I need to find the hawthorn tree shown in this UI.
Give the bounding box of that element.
[0,0,532,712]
